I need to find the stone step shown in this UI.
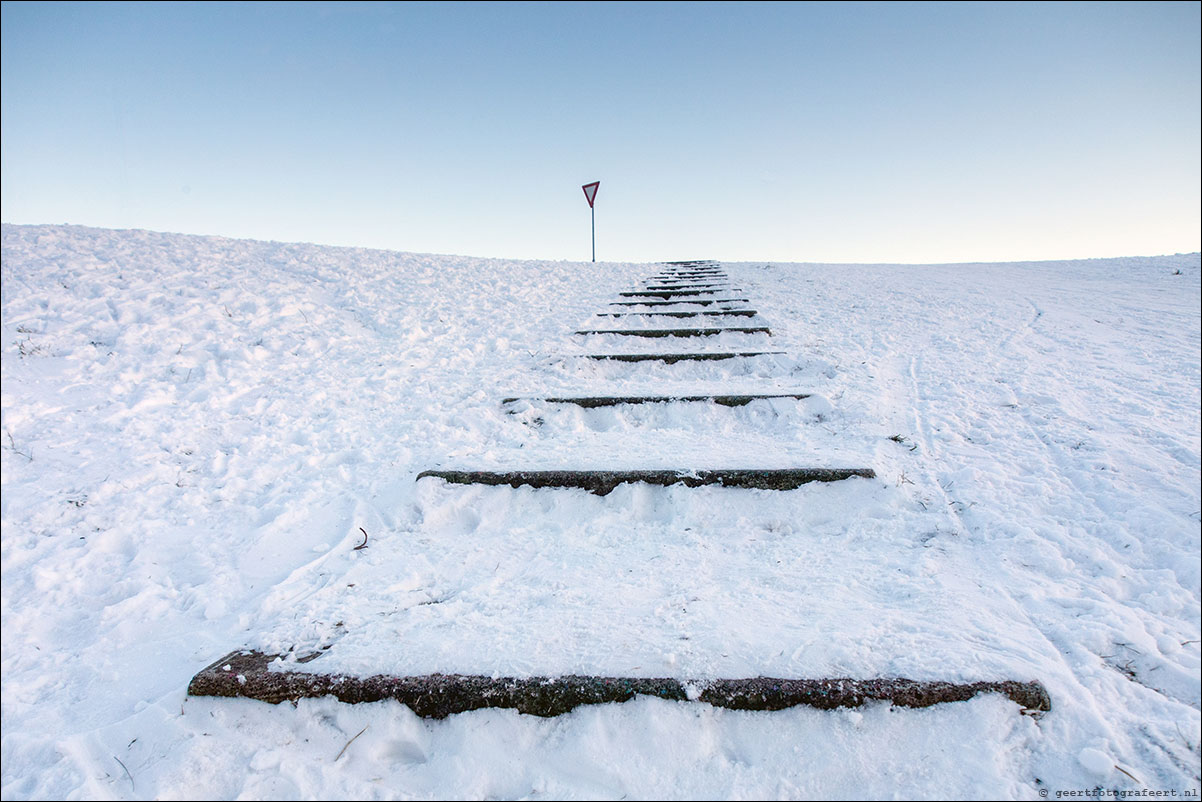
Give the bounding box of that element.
[415,467,875,494]
[585,351,782,362]
[501,393,812,408]
[575,327,771,338]
[597,310,758,318]
[188,651,1052,718]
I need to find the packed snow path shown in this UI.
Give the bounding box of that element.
[2,227,1197,798]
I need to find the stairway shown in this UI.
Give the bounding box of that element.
[189,260,1051,718]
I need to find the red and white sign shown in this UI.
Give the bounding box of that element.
[581,181,599,208]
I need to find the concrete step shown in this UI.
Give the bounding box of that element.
[189,650,1051,718]
[620,290,736,299]
[584,351,783,363]
[597,310,758,318]
[415,467,875,494]
[609,298,750,307]
[645,283,729,290]
[575,327,770,338]
[501,393,812,408]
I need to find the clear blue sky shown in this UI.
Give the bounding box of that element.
[3,1,1199,263]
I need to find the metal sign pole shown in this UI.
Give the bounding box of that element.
[591,205,595,262]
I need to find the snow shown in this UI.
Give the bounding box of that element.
[2,223,1199,798]
[1078,747,1116,777]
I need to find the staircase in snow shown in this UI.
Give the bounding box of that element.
[189,259,1052,718]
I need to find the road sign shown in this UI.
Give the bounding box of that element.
[582,181,599,208]
[582,181,600,261]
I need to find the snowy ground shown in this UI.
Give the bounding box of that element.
[2,224,1198,799]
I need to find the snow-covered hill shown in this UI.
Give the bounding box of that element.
[2,224,1198,798]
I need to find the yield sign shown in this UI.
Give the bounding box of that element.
[582,181,599,208]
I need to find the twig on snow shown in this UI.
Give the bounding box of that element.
[1114,764,1142,784]
[113,755,134,791]
[5,430,32,461]
[354,527,369,550]
[335,725,368,762]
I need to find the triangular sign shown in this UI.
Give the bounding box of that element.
[582,181,599,208]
